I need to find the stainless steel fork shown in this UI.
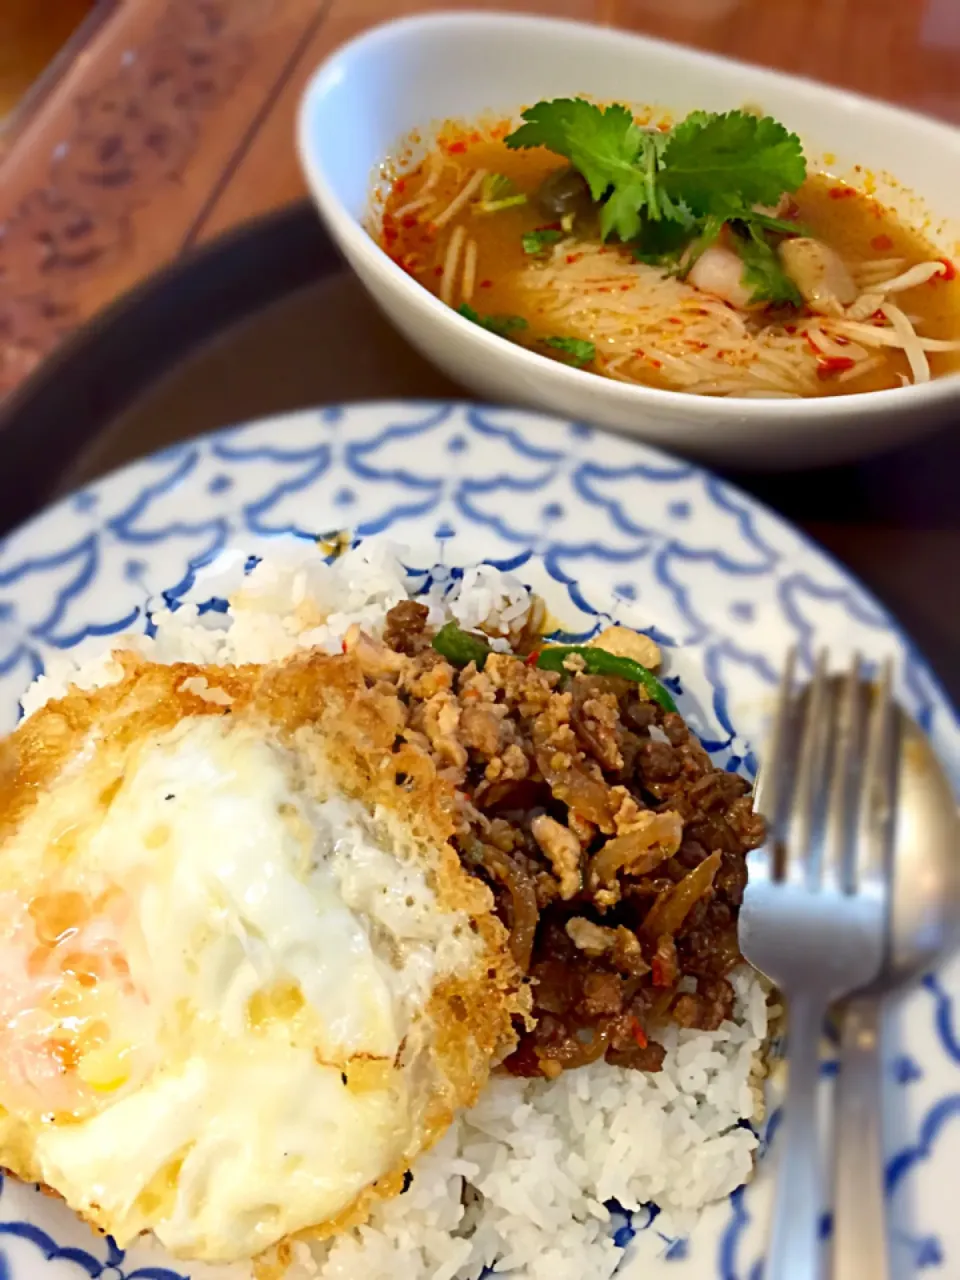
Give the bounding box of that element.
[739,649,894,1280]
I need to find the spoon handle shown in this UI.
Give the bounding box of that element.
[832,995,890,1280]
[766,992,828,1280]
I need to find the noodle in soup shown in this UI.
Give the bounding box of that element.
[374,107,960,399]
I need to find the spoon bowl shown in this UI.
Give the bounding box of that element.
[832,702,960,1280]
[887,708,960,982]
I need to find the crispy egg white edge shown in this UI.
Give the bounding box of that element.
[0,704,489,1262]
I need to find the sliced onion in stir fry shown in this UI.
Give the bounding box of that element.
[465,842,538,972]
[640,851,723,940]
[588,811,684,887]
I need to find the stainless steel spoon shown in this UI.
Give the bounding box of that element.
[832,706,960,1280]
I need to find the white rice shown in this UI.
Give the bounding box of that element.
[21,538,766,1278]
[314,964,765,1280]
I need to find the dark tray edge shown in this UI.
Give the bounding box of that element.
[0,199,335,537]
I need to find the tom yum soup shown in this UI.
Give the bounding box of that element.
[375,101,960,398]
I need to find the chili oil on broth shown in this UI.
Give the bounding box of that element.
[792,176,960,387]
[379,130,564,348]
[377,124,960,398]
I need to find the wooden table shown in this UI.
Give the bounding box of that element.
[1,0,959,394]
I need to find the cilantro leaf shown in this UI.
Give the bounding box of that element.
[633,212,727,278]
[486,315,528,337]
[482,174,517,202]
[747,211,810,237]
[688,213,727,263]
[598,130,660,240]
[659,111,806,217]
[505,99,808,256]
[506,99,637,169]
[631,215,693,267]
[522,228,564,255]
[543,336,596,367]
[477,173,527,213]
[677,214,727,277]
[457,304,529,337]
[506,99,654,241]
[732,224,802,306]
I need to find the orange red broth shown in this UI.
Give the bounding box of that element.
[377,125,960,396]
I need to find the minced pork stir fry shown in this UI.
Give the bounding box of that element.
[369,599,766,1078]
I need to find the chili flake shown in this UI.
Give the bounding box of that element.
[817,355,856,379]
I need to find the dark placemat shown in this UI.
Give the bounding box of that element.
[2,200,957,703]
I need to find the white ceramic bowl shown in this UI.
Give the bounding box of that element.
[298,12,960,468]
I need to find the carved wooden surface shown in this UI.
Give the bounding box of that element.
[1,0,958,395]
[0,0,330,391]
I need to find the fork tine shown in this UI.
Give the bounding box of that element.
[853,656,894,893]
[753,645,797,832]
[821,654,862,894]
[784,648,832,889]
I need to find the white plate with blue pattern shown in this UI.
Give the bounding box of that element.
[0,401,957,1280]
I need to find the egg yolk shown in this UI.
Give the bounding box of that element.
[0,885,146,1118]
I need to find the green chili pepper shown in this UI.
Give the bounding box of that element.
[431,621,492,669]
[534,644,677,712]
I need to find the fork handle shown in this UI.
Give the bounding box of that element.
[832,996,890,1280]
[767,992,827,1280]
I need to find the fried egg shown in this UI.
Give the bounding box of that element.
[0,653,523,1263]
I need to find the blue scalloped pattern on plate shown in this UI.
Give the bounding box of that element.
[0,401,956,1280]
